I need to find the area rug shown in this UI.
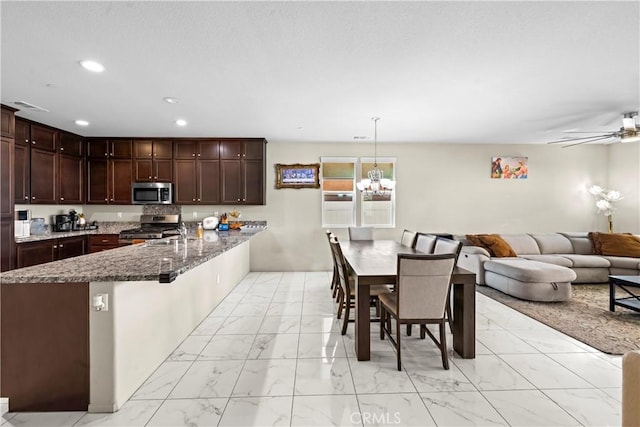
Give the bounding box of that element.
[477,284,640,355]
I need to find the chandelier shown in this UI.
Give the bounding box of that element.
[356,117,396,195]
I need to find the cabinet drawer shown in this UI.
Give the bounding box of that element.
[88,234,120,246]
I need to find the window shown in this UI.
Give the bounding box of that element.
[320,157,357,228]
[321,156,396,228]
[360,157,396,228]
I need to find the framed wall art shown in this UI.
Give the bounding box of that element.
[275,163,321,189]
[491,156,528,179]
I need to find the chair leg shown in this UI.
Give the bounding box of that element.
[380,305,385,340]
[341,299,350,335]
[439,320,449,370]
[406,324,412,336]
[396,318,402,371]
[336,291,344,319]
[446,299,453,333]
[420,324,426,339]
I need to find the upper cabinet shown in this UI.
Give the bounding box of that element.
[1,106,15,138]
[30,124,57,152]
[133,139,172,182]
[220,139,266,205]
[173,140,220,204]
[87,139,132,158]
[59,131,83,157]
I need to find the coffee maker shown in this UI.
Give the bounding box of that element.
[53,214,74,232]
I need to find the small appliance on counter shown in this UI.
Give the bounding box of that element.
[202,216,218,230]
[30,218,46,235]
[52,214,74,232]
[14,209,31,238]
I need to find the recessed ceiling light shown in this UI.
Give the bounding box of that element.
[175,119,187,126]
[75,120,89,126]
[163,97,179,104]
[80,60,105,73]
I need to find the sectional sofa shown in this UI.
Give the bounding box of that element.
[457,232,640,301]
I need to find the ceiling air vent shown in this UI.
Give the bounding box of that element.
[13,101,49,112]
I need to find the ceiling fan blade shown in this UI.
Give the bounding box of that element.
[546,133,617,144]
[559,135,617,148]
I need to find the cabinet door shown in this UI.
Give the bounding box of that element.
[14,142,29,203]
[243,140,265,160]
[57,236,86,260]
[243,159,265,205]
[154,160,172,182]
[1,107,15,138]
[86,139,109,158]
[110,140,132,158]
[58,155,84,204]
[1,137,14,215]
[87,159,109,203]
[30,148,57,204]
[199,140,220,159]
[220,160,242,204]
[110,160,132,203]
[153,140,173,159]
[59,132,83,157]
[0,219,13,271]
[134,159,153,182]
[198,160,220,204]
[15,119,30,145]
[30,125,56,152]
[173,159,197,204]
[173,140,198,159]
[16,241,55,268]
[133,140,153,159]
[220,141,242,160]
[88,234,120,253]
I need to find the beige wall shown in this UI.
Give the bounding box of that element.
[76,141,640,271]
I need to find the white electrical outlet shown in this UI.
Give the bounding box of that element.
[216,274,220,285]
[117,212,122,219]
[92,293,109,311]
[193,212,198,218]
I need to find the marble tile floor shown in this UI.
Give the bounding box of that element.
[2,271,622,426]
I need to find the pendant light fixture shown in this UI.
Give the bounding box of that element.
[356,117,396,195]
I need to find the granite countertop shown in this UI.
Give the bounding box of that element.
[2,228,266,284]
[15,222,138,244]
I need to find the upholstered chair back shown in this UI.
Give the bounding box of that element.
[395,254,456,319]
[415,233,438,253]
[400,229,418,248]
[329,237,352,297]
[349,226,373,241]
[433,237,463,261]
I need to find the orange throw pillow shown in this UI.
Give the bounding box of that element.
[466,234,517,257]
[595,233,640,257]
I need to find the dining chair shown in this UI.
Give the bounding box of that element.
[400,229,418,248]
[348,226,373,241]
[379,253,457,371]
[325,230,340,300]
[329,237,392,335]
[433,237,462,330]
[414,233,438,253]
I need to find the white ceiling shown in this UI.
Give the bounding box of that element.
[1,1,639,144]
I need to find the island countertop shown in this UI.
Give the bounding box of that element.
[1,229,264,284]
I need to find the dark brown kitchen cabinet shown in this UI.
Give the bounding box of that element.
[58,155,84,204]
[29,124,56,152]
[14,140,30,203]
[86,139,132,159]
[16,236,86,268]
[59,132,83,157]
[30,148,57,204]
[134,139,172,182]
[220,139,266,205]
[1,123,15,271]
[173,140,220,204]
[1,106,15,138]
[87,234,123,253]
[86,159,132,204]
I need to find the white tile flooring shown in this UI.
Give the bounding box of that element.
[1,271,623,426]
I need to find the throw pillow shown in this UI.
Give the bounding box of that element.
[466,234,491,252]
[595,233,640,257]
[477,234,518,257]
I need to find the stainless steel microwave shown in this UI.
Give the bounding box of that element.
[131,182,173,205]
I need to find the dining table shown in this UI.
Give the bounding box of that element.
[339,239,477,361]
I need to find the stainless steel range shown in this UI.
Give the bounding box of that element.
[119,214,181,240]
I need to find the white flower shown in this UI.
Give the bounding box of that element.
[605,190,623,202]
[589,185,604,196]
[596,199,612,211]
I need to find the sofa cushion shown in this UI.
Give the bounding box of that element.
[485,259,576,283]
[478,235,518,257]
[559,254,611,268]
[529,233,574,255]
[499,234,541,255]
[559,232,593,255]
[594,233,640,257]
[603,256,640,270]
[519,254,573,267]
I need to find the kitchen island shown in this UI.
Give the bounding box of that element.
[1,228,265,413]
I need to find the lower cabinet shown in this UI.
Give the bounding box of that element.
[16,236,86,269]
[87,234,124,253]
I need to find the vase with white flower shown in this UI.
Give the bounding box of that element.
[588,185,623,233]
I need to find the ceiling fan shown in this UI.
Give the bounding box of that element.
[547,112,640,148]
